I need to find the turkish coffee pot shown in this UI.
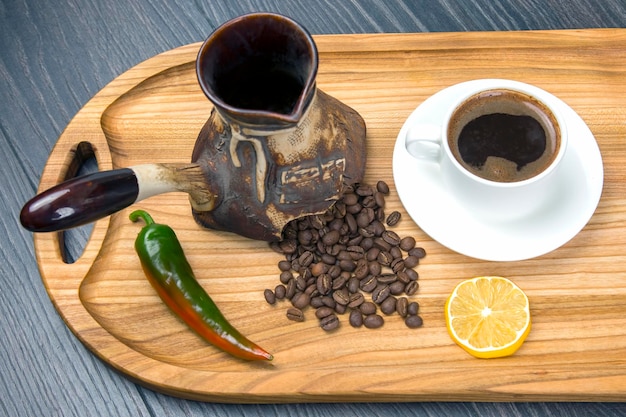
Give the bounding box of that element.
[20,13,367,241]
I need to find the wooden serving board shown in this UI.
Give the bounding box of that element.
[34,29,626,402]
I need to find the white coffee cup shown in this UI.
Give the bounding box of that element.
[404,80,568,221]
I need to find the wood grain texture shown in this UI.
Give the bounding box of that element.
[3,0,626,416]
[29,29,626,403]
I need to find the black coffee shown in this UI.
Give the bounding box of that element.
[448,89,560,182]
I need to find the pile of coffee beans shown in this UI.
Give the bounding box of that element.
[266,181,425,331]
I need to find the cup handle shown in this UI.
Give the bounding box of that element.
[405,124,442,161]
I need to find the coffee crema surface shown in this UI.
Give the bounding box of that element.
[448,89,560,183]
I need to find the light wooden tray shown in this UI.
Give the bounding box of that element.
[34,29,626,402]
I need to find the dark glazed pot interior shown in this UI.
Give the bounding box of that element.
[196,13,318,127]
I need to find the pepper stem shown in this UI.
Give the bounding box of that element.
[129,209,154,226]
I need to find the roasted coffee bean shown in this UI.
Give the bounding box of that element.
[382,230,401,246]
[405,280,419,296]
[338,224,351,239]
[274,284,286,299]
[389,281,406,296]
[400,236,416,252]
[292,292,311,309]
[360,237,374,251]
[315,306,335,319]
[366,247,381,261]
[280,270,293,284]
[409,247,427,259]
[291,259,301,272]
[320,314,340,331]
[299,250,314,267]
[347,276,361,293]
[347,245,365,259]
[328,264,342,279]
[345,212,358,234]
[386,211,401,226]
[333,201,347,218]
[309,214,325,229]
[322,210,335,222]
[363,314,384,329]
[356,184,374,196]
[372,284,391,304]
[390,246,403,260]
[376,273,397,285]
[376,180,390,194]
[332,275,348,291]
[370,220,385,237]
[295,275,307,291]
[359,301,377,315]
[373,237,392,252]
[305,284,318,297]
[347,234,363,247]
[297,217,311,230]
[316,240,326,255]
[359,226,375,238]
[396,270,410,284]
[361,195,377,209]
[264,289,276,304]
[269,241,282,254]
[322,229,341,246]
[380,296,397,315]
[349,310,363,327]
[405,315,424,328]
[407,301,420,316]
[336,250,351,261]
[342,192,359,206]
[301,267,312,281]
[347,202,362,215]
[353,260,369,280]
[278,260,292,271]
[297,229,313,245]
[375,207,386,222]
[357,208,375,228]
[377,250,393,266]
[404,255,419,269]
[327,244,343,257]
[310,296,324,308]
[321,296,336,309]
[328,218,344,232]
[360,275,378,292]
[405,268,419,281]
[320,253,337,266]
[279,239,298,254]
[335,303,347,314]
[367,261,381,276]
[310,262,326,277]
[286,308,305,322]
[339,259,356,273]
[316,273,332,295]
[396,297,409,317]
[332,288,350,305]
[285,279,296,299]
[348,292,365,308]
[390,258,405,273]
[374,191,386,208]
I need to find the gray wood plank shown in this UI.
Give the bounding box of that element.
[1,0,625,416]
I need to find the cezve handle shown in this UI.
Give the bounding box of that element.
[20,163,216,233]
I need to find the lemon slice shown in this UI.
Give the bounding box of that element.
[445,276,531,358]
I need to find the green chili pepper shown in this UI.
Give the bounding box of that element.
[129,209,273,361]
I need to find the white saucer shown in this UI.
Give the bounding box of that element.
[392,80,604,261]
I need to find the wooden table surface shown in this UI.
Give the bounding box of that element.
[2,0,626,416]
